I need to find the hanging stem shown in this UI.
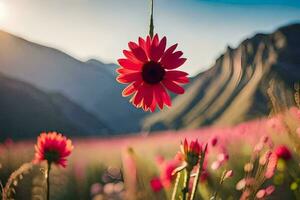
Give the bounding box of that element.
[149,0,154,38]
[182,169,191,200]
[46,162,51,200]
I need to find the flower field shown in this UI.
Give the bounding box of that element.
[0,107,299,200]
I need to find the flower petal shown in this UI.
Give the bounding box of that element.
[139,37,150,58]
[161,51,183,68]
[143,84,154,108]
[161,44,178,62]
[128,42,148,62]
[165,70,189,79]
[116,72,142,84]
[151,34,159,47]
[162,79,185,94]
[123,50,142,64]
[172,76,189,84]
[154,83,167,109]
[150,36,167,62]
[162,57,186,70]
[116,67,138,74]
[118,59,143,70]
[132,85,145,107]
[122,81,142,97]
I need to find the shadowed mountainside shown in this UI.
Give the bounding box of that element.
[143,23,300,131]
[0,73,110,139]
[0,31,146,134]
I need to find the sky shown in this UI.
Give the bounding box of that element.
[0,0,300,75]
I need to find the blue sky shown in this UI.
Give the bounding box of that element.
[0,0,299,75]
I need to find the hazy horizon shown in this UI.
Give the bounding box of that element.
[0,0,300,76]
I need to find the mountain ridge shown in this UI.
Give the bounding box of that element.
[0,72,110,139]
[0,29,147,134]
[143,23,300,131]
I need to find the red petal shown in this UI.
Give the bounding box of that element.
[172,76,189,84]
[122,81,142,97]
[116,72,142,83]
[161,51,183,67]
[162,80,185,94]
[118,59,142,70]
[143,84,154,108]
[128,41,139,50]
[161,44,178,62]
[150,98,157,112]
[165,70,188,79]
[132,85,145,107]
[158,84,171,107]
[154,84,165,109]
[116,67,137,74]
[150,36,167,62]
[151,34,159,47]
[123,50,142,64]
[128,42,148,62]
[163,58,186,70]
[165,70,189,83]
[139,37,150,58]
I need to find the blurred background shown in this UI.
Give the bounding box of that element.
[0,0,299,139]
[0,1,300,200]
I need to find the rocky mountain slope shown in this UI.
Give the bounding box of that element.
[143,23,300,131]
[0,73,110,139]
[0,31,146,134]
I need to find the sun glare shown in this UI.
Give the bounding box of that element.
[0,1,7,20]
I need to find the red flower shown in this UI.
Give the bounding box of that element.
[274,145,292,160]
[33,132,73,168]
[150,177,163,192]
[180,138,201,168]
[117,34,189,112]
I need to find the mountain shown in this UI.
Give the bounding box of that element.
[0,73,110,139]
[0,30,146,134]
[143,23,300,131]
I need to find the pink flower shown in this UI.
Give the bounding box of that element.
[265,185,275,195]
[200,170,209,183]
[211,161,221,170]
[210,136,218,147]
[117,34,189,112]
[224,170,233,180]
[274,145,292,160]
[289,107,300,122]
[256,189,266,199]
[265,153,278,179]
[160,160,179,188]
[150,177,163,192]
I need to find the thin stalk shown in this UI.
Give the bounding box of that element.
[46,162,51,200]
[190,144,208,200]
[211,170,226,200]
[171,171,181,200]
[182,169,191,200]
[149,0,154,38]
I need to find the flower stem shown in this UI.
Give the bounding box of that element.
[46,161,51,200]
[190,144,208,200]
[171,171,181,200]
[149,0,154,38]
[182,169,191,200]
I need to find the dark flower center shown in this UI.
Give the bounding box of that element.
[142,61,165,84]
[44,149,60,163]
